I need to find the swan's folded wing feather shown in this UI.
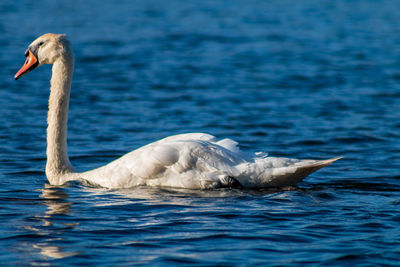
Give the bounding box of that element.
[153,133,216,144]
[127,144,180,179]
[124,135,245,182]
[215,138,241,154]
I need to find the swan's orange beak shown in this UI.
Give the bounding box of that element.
[15,50,38,80]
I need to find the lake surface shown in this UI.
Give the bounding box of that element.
[1,0,400,265]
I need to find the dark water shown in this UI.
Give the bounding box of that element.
[1,0,400,265]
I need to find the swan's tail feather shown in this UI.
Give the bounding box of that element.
[236,156,341,188]
[268,157,342,187]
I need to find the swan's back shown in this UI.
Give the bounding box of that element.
[79,133,339,189]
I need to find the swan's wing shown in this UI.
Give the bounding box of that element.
[124,133,221,178]
[215,138,241,154]
[80,142,183,188]
[164,134,242,154]
[151,133,217,144]
[157,133,241,154]
[128,143,180,179]
[81,133,340,189]
[128,137,245,180]
[135,133,244,169]
[80,133,246,188]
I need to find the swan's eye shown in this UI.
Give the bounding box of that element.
[38,41,45,47]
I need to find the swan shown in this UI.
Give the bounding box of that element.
[14,33,340,189]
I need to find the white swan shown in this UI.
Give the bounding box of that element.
[15,33,340,189]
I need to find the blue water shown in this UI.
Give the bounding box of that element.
[1,0,400,265]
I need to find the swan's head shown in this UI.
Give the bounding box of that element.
[15,33,72,80]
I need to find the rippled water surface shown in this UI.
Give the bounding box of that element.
[1,0,400,265]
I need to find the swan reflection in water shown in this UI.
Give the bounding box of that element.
[32,185,79,259]
[31,182,299,261]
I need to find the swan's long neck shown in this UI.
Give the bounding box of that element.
[45,53,74,182]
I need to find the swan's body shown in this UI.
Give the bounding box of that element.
[15,34,340,189]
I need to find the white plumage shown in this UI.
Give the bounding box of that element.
[15,34,340,189]
[79,133,339,189]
